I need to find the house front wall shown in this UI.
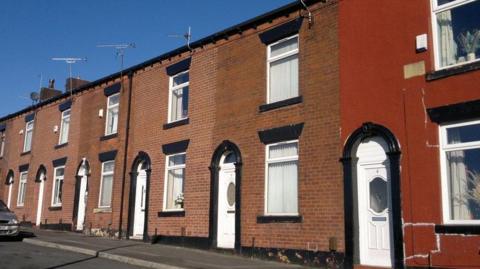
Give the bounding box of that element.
[340,0,480,267]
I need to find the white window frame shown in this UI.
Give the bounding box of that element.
[431,0,480,70]
[0,131,5,158]
[17,171,28,207]
[105,93,120,136]
[98,160,115,208]
[58,109,71,145]
[51,166,65,207]
[266,34,299,104]
[23,120,34,153]
[167,70,189,123]
[439,119,480,224]
[163,153,186,212]
[264,140,299,216]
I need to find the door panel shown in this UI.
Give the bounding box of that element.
[133,170,147,238]
[217,168,235,249]
[36,177,45,226]
[76,175,88,231]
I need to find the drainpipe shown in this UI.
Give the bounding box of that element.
[118,71,134,239]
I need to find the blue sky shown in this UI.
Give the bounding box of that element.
[0,0,293,117]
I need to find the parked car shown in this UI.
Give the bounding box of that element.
[0,200,19,237]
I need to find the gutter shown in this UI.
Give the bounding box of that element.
[118,71,134,239]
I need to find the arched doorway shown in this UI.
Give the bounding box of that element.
[209,140,242,251]
[128,151,151,241]
[35,165,47,226]
[73,158,90,231]
[4,170,14,208]
[341,122,404,269]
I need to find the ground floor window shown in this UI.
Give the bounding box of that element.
[164,153,185,210]
[265,140,299,215]
[99,161,114,208]
[441,120,480,223]
[17,172,28,206]
[51,166,65,206]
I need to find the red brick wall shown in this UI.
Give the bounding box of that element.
[124,1,341,252]
[340,0,480,267]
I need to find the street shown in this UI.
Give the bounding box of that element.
[0,239,143,269]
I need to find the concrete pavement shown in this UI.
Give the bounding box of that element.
[20,228,309,269]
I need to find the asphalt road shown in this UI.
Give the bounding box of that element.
[0,239,144,269]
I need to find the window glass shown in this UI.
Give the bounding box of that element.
[165,153,185,210]
[52,167,64,206]
[447,123,480,144]
[0,132,5,157]
[17,172,28,206]
[169,71,189,122]
[266,141,298,215]
[24,121,34,152]
[270,37,298,58]
[445,148,480,220]
[434,0,480,67]
[99,161,114,207]
[106,94,119,135]
[173,72,189,87]
[268,36,299,103]
[59,109,71,144]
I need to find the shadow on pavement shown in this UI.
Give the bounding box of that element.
[44,256,99,269]
[0,230,36,242]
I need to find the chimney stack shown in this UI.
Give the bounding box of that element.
[39,79,62,101]
[65,77,89,93]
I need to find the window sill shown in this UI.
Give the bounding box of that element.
[48,206,62,211]
[426,60,480,81]
[20,151,31,156]
[259,96,303,113]
[257,215,302,223]
[54,143,68,150]
[163,118,189,130]
[100,133,118,141]
[158,210,185,217]
[435,224,480,235]
[93,207,112,213]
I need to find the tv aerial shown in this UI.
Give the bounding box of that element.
[97,43,135,71]
[30,92,40,105]
[168,26,192,51]
[51,57,87,95]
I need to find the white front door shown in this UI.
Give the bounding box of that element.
[36,174,45,226]
[133,169,147,238]
[7,182,12,209]
[76,175,88,231]
[217,167,236,249]
[357,138,392,267]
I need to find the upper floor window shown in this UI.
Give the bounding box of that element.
[0,131,5,157]
[105,93,119,135]
[23,120,34,152]
[58,109,71,145]
[17,171,27,206]
[440,120,480,224]
[265,140,299,215]
[99,160,115,208]
[432,0,480,69]
[267,35,299,104]
[164,153,186,211]
[168,71,189,123]
[51,166,64,207]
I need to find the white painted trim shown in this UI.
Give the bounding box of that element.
[163,153,186,211]
[105,93,120,136]
[51,166,65,207]
[266,34,299,104]
[98,161,115,208]
[439,119,480,224]
[167,70,189,123]
[264,140,299,215]
[17,171,28,206]
[58,109,71,145]
[7,180,12,208]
